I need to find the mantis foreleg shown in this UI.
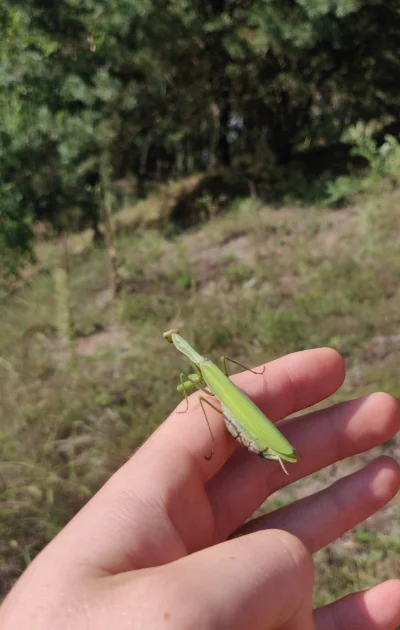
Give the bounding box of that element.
[177,373,202,394]
[177,373,221,461]
[178,373,214,412]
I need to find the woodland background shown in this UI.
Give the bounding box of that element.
[1,0,400,606]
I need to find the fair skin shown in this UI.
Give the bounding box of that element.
[1,348,400,630]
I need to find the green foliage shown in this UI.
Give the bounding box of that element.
[1,0,400,257]
[0,185,33,277]
[325,122,400,205]
[348,122,400,181]
[175,271,197,290]
[324,175,364,207]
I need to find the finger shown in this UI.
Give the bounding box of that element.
[162,529,316,630]
[156,347,345,480]
[208,392,400,539]
[314,579,400,630]
[231,457,400,552]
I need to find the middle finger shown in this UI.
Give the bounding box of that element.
[232,455,400,550]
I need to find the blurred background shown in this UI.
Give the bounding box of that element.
[1,0,399,604]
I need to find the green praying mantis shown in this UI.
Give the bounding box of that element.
[164,329,299,474]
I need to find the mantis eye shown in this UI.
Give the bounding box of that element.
[163,328,180,342]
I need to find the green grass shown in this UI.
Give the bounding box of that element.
[314,525,400,607]
[0,183,399,604]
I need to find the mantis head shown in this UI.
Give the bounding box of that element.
[163,328,180,343]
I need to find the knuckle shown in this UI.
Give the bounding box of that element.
[269,529,315,585]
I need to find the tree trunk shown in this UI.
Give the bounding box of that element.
[217,93,231,167]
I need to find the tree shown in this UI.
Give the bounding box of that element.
[1,0,400,264]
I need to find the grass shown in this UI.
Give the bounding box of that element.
[314,527,400,607]
[0,181,399,604]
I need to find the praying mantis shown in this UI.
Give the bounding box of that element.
[164,329,299,474]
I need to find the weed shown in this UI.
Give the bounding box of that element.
[223,260,253,285]
[175,271,197,290]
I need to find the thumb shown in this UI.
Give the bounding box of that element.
[167,529,315,630]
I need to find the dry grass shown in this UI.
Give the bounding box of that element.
[1,181,399,603]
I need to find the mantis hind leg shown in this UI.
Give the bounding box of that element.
[220,357,265,377]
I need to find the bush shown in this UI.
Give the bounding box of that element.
[0,184,34,279]
[325,122,400,206]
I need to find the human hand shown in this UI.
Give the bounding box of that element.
[1,348,400,630]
